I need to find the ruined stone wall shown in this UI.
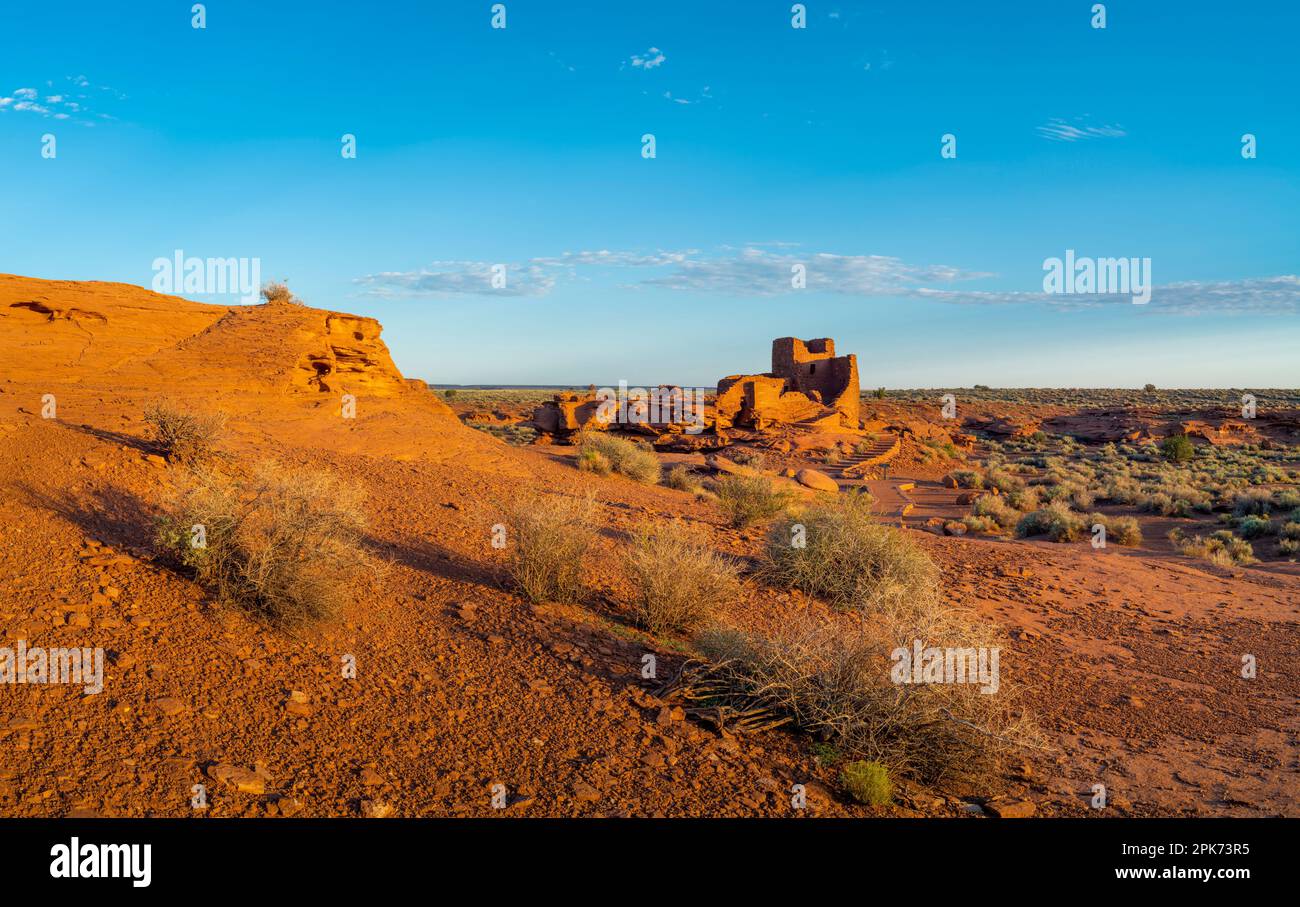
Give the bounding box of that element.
[770,337,860,425]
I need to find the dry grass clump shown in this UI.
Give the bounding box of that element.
[714,474,793,528]
[692,614,1034,787]
[143,400,226,464]
[663,465,704,494]
[1169,528,1256,566]
[627,520,740,633]
[498,492,598,603]
[155,462,372,625]
[727,447,767,470]
[1015,501,1084,542]
[577,447,611,475]
[578,432,660,484]
[761,498,941,625]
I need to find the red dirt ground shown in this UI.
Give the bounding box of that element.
[1,274,1296,818]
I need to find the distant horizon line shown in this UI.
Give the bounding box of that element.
[422,382,1300,392]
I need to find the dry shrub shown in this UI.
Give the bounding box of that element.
[143,400,226,463]
[971,494,1020,532]
[155,462,372,625]
[1087,513,1143,546]
[662,465,703,494]
[627,520,740,633]
[714,474,793,528]
[693,613,1036,787]
[499,491,598,603]
[762,498,940,625]
[947,470,984,489]
[578,432,660,484]
[1233,488,1275,517]
[260,280,302,305]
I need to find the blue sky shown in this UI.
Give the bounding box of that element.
[2,0,1297,387]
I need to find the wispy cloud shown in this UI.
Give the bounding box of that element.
[1037,116,1127,142]
[913,276,1300,315]
[355,261,556,298]
[356,247,987,299]
[356,248,1298,316]
[628,47,666,70]
[635,248,988,295]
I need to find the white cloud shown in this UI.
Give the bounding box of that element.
[0,77,121,123]
[1037,117,1127,142]
[629,47,666,69]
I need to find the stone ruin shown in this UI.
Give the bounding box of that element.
[715,337,860,431]
[528,336,862,445]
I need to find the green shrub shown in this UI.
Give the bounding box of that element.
[1015,502,1083,542]
[1236,514,1272,539]
[840,760,894,806]
[1160,434,1195,463]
